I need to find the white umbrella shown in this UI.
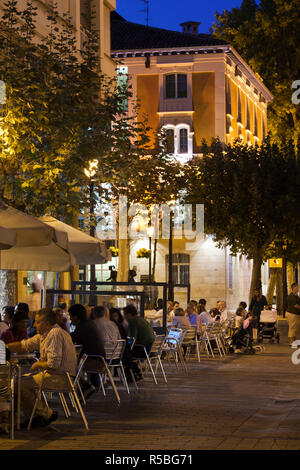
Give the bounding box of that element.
[0,242,75,272]
[0,226,17,249]
[0,201,53,247]
[39,215,110,265]
[0,202,74,271]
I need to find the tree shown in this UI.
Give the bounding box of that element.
[184,137,300,301]
[0,1,180,304]
[212,0,300,143]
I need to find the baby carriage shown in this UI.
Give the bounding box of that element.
[258,309,280,344]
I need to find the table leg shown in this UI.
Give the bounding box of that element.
[17,364,21,430]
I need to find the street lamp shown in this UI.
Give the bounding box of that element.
[84,159,98,303]
[146,225,154,282]
[167,200,176,302]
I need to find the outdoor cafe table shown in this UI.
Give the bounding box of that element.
[9,352,37,429]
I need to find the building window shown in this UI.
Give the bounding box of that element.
[117,66,128,112]
[163,124,193,162]
[179,128,188,154]
[254,107,258,137]
[246,99,250,131]
[225,76,232,116]
[262,116,266,141]
[165,74,187,99]
[166,128,175,154]
[166,253,190,285]
[228,253,233,289]
[237,88,242,124]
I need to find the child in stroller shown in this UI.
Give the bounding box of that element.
[258,305,280,343]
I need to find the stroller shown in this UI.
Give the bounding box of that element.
[228,318,264,354]
[258,309,280,344]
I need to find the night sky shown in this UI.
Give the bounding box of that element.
[116,0,243,35]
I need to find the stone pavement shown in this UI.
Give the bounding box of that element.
[1,319,300,451]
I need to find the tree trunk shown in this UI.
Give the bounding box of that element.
[276,268,283,315]
[266,268,277,304]
[249,251,263,305]
[152,238,158,282]
[287,261,295,294]
[117,238,129,283]
[0,270,18,310]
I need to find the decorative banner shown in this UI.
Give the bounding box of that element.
[269,258,283,268]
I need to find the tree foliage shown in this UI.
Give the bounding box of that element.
[184,137,300,296]
[0,0,178,225]
[212,0,300,142]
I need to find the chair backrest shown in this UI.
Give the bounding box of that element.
[165,328,185,347]
[104,340,126,364]
[0,340,6,365]
[149,335,165,355]
[0,364,11,398]
[181,327,196,345]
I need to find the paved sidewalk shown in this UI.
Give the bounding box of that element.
[1,320,300,450]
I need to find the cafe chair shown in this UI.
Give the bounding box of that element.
[0,362,15,440]
[27,370,89,431]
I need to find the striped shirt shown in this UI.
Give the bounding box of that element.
[20,324,77,376]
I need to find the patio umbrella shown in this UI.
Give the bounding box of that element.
[39,215,110,265]
[0,202,74,271]
[0,226,17,249]
[0,201,54,247]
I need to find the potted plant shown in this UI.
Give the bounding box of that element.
[136,248,151,259]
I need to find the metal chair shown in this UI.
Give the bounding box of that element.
[182,327,201,363]
[131,335,167,384]
[104,339,132,394]
[200,322,226,357]
[198,322,216,357]
[27,369,89,431]
[163,328,188,373]
[0,363,15,440]
[76,353,121,405]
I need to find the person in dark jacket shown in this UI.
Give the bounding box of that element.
[69,304,105,400]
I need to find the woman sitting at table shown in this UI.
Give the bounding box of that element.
[171,308,191,329]
[0,309,28,344]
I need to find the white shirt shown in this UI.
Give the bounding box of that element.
[94,317,121,341]
[220,309,231,322]
[21,324,77,376]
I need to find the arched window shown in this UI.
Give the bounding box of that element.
[163,124,193,162]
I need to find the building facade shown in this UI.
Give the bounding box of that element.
[111,13,273,310]
[0,0,116,307]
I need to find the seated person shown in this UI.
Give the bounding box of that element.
[110,307,135,381]
[6,308,77,428]
[0,308,28,344]
[199,309,215,326]
[0,306,14,337]
[235,307,246,329]
[110,308,128,339]
[209,308,221,322]
[92,306,121,342]
[171,308,191,329]
[123,304,155,380]
[69,304,106,399]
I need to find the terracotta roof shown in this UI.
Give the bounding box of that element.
[111,12,228,51]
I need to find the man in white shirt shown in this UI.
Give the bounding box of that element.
[7,308,77,428]
[217,301,231,322]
